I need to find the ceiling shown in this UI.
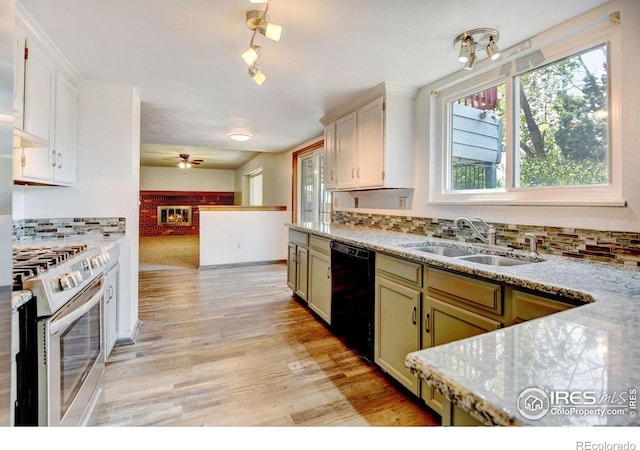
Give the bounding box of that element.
[17,0,609,170]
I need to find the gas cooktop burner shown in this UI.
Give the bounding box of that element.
[12,244,89,289]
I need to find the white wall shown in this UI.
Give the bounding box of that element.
[140,166,234,192]
[234,150,293,208]
[334,0,640,233]
[14,80,141,342]
[199,210,289,266]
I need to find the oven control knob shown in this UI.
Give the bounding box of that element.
[70,271,83,285]
[59,275,74,291]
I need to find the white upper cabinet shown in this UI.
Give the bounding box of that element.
[13,24,26,129]
[13,7,80,186]
[22,37,54,146]
[320,82,416,191]
[323,123,336,191]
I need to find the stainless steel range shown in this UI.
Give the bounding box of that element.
[13,244,111,426]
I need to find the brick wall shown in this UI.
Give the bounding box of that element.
[139,191,234,236]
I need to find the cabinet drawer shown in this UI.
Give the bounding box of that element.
[376,253,423,288]
[511,290,573,323]
[427,268,502,315]
[288,229,309,246]
[309,235,331,254]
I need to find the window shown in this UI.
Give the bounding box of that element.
[297,147,330,224]
[248,169,263,206]
[431,16,621,206]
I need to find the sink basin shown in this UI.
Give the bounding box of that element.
[457,254,533,266]
[413,246,475,257]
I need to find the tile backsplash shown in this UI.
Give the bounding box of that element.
[333,211,640,267]
[13,217,126,240]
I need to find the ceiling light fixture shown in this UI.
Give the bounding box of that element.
[453,28,500,71]
[228,132,253,142]
[241,0,282,85]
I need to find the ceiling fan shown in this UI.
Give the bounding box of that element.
[176,153,204,169]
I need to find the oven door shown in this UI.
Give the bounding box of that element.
[38,277,105,426]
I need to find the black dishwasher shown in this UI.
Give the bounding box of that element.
[330,241,375,363]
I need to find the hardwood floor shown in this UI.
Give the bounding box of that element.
[91,263,439,426]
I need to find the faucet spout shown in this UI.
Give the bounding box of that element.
[524,233,538,255]
[453,216,496,245]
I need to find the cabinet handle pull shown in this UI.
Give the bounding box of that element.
[57,152,62,169]
[357,167,360,179]
[412,306,417,325]
[351,167,355,179]
[424,313,430,333]
[331,170,334,181]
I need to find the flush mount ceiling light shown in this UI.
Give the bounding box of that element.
[228,132,253,142]
[453,28,501,71]
[241,0,282,85]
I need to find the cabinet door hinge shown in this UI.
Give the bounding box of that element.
[382,101,386,111]
[382,170,385,180]
[24,47,28,60]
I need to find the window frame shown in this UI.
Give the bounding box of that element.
[429,17,623,206]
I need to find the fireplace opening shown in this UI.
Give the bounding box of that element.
[157,206,192,226]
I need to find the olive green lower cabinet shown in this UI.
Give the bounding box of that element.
[287,230,309,302]
[375,276,421,394]
[374,253,423,395]
[308,236,332,324]
[421,296,501,416]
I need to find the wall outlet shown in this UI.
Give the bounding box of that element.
[399,197,408,209]
[236,242,241,249]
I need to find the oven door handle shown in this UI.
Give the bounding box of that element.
[50,282,105,336]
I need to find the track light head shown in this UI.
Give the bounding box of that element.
[464,52,477,70]
[248,64,266,85]
[486,36,501,60]
[241,45,262,66]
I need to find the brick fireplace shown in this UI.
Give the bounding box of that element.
[139,190,234,236]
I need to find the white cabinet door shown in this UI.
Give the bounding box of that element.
[356,97,385,188]
[335,111,357,190]
[52,74,76,184]
[14,25,26,128]
[323,124,336,191]
[105,264,120,358]
[23,38,54,144]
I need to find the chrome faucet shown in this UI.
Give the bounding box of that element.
[524,233,538,255]
[453,216,497,245]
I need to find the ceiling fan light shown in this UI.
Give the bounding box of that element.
[228,132,253,142]
[241,45,262,66]
[179,162,186,169]
[259,21,282,42]
[248,64,266,85]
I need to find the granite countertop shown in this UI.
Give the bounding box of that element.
[288,222,640,426]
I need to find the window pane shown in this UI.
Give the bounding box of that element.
[300,156,314,223]
[516,44,608,187]
[449,84,506,191]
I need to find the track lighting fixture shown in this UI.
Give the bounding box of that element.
[241,0,282,84]
[453,28,500,71]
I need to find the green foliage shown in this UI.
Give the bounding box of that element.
[519,148,607,187]
[518,45,608,186]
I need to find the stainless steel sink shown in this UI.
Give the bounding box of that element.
[456,254,533,266]
[413,246,475,257]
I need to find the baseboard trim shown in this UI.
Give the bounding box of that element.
[114,319,142,347]
[199,259,286,270]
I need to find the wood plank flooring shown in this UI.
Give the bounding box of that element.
[91,263,439,426]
